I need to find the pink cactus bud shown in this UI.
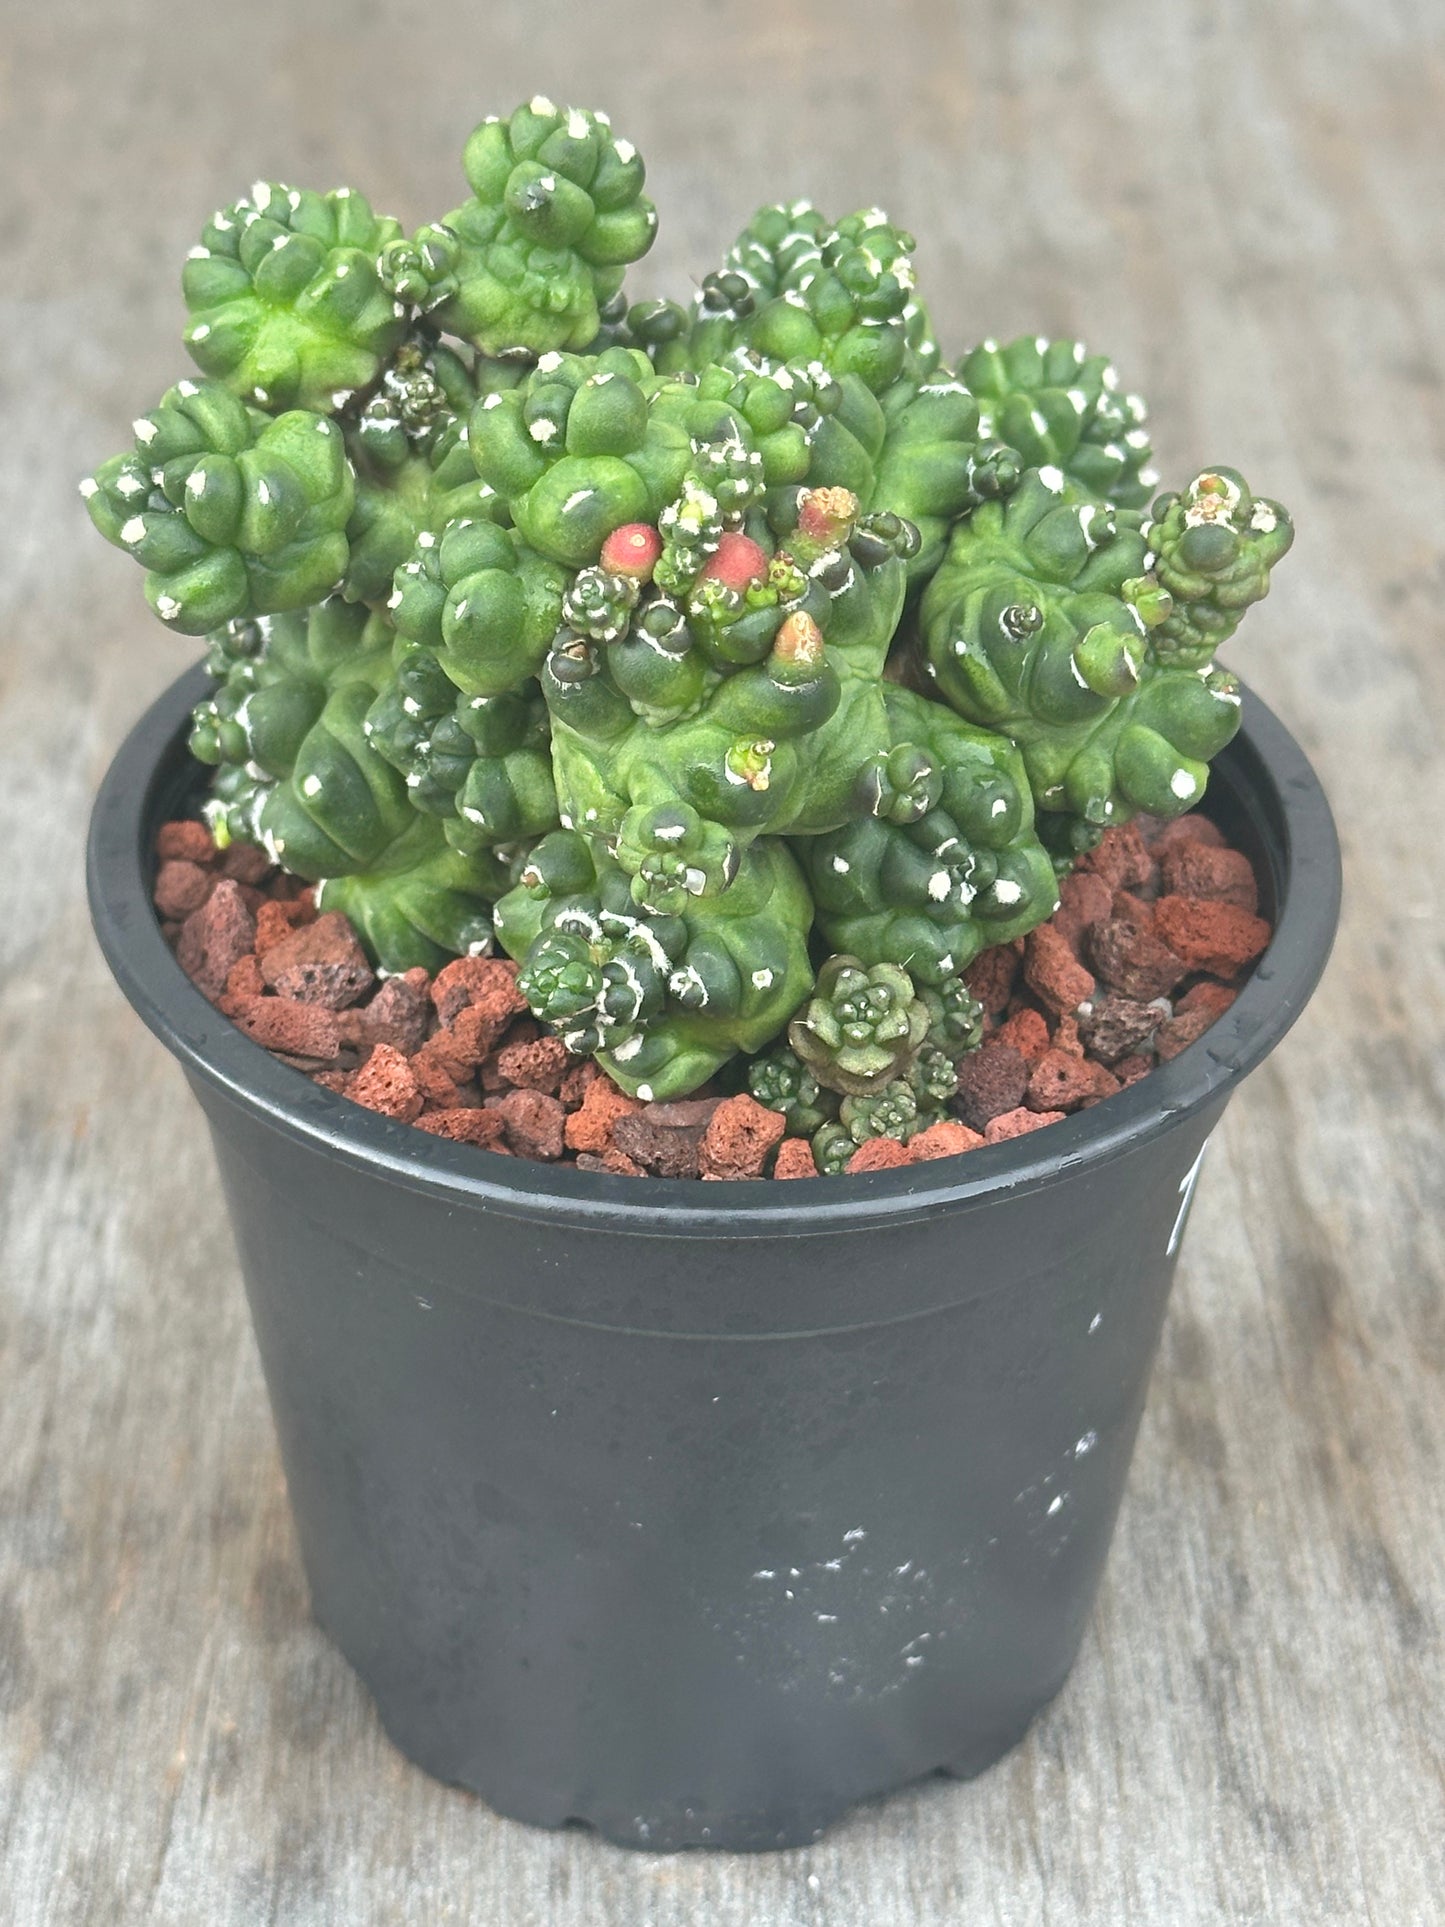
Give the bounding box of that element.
[699,530,769,593]
[796,486,859,551]
[773,610,825,667]
[600,523,663,581]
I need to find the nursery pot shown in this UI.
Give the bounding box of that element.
[88,664,1339,1853]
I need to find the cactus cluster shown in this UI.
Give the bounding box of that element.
[87,99,1294,1118]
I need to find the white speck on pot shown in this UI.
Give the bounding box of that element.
[1075,1431,1097,1456]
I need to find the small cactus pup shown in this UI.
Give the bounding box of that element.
[86,94,1296,1135]
[83,380,354,633]
[182,183,408,413]
[493,832,815,1100]
[788,955,931,1096]
[380,98,658,358]
[918,465,1292,859]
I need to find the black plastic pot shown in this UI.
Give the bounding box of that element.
[88,664,1338,1852]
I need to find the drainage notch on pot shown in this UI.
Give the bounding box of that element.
[88,667,1339,1851]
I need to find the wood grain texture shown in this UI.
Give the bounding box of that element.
[1,1,1441,1920]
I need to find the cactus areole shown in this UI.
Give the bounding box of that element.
[85,98,1297,1122]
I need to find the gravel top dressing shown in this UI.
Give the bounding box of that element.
[154,807,1271,1181]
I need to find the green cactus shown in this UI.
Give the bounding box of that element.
[341,333,505,604]
[919,465,1291,836]
[380,99,657,358]
[467,347,681,567]
[316,823,511,973]
[959,336,1155,508]
[493,833,815,1099]
[745,1045,840,1137]
[190,596,409,872]
[83,379,354,633]
[181,183,407,413]
[364,649,559,851]
[801,684,1058,984]
[1144,467,1295,663]
[811,1075,938,1172]
[387,517,567,695]
[788,953,931,1096]
[88,99,1298,1115]
[664,202,931,397]
[541,488,915,910]
[921,977,986,1057]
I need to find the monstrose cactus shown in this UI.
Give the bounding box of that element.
[86,99,1295,1132]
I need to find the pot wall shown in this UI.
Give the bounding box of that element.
[197,1071,1225,1849]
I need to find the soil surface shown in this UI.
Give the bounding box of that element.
[154,814,1271,1179]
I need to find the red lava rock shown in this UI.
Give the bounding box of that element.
[1177,981,1238,1022]
[496,1033,572,1093]
[157,817,219,863]
[412,1107,508,1148]
[1052,1012,1085,1056]
[954,1042,1030,1132]
[408,1041,470,1110]
[908,1119,986,1161]
[444,996,517,1066]
[1078,822,1155,892]
[637,1096,725,1128]
[558,1059,601,1110]
[845,1136,914,1173]
[430,955,525,1026]
[153,858,214,920]
[1155,1008,1218,1062]
[348,1042,425,1120]
[1159,842,1259,913]
[252,898,304,957]
[1077,992,1164,1065]
[217,953,266,1016]
[575,1147,647,1177]
[1152,896,1272,977]
[230,994,342,1065]
[984,1106,1067,1143]
[994,1007,1051,1063]
[493,1089,567,1160]
[259,911,374,1009]
[1111,889,1156,929]
[611,1107,709,1179]
[155,795,1273,1177]
[773,1138,820,1180]
[1149,812,1226,854]
[1026,1050,1120,1113]
[1113,1054,1154,1087]
[963,939,1022,1016]
[176,879,257,1001]
[219,842,274,886]
[1051,871,1114,956]
[699,1095,788,1179]
[1088,916,1187,1001]
[1024,924,1096,1016]
[338,970,431,1055]
[563,1078,642,1153]
[156,820,218,865]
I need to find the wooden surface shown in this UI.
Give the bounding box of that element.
[2,1,1442,1920]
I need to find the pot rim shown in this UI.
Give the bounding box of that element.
[87,663,1340,1237]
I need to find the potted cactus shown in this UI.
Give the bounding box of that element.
[85,97,1339,1851]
